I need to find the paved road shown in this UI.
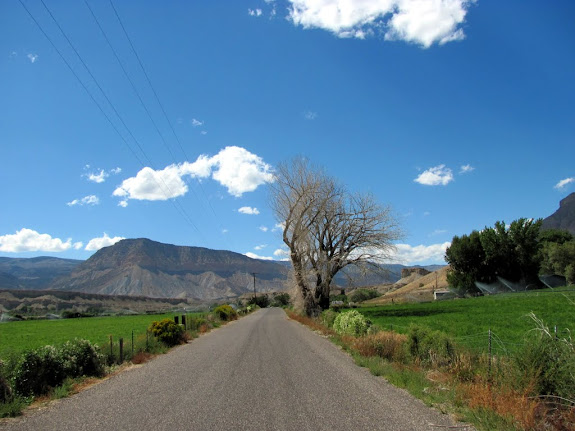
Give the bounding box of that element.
[1,308,470,430]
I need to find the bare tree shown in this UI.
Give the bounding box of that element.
[270,158,403,316]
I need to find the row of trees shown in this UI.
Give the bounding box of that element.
[445,218,575,294]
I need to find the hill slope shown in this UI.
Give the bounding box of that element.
[0,256,82,289]
[50,238,289,300]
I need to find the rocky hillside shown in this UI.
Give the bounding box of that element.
[0,256,82,289]
[542,192,575,235]
[49,238,289,300]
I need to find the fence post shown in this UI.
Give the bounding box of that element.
[119,338,124,363]
[110,335,114,362]
[174,316,179,325]
[146,330,149,352]
[182,315,186,327]
[488,329,492,382]
[131,330,134,356]
[554,325,558,340]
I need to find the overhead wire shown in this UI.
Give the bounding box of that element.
[20,0,203,237]
[108,0,232,245]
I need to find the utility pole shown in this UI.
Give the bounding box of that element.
[252,272,257,301]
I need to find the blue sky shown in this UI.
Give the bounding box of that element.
[1,0,574,265]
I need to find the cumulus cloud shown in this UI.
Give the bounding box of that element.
[191,118,204,127]
[239,206,260,215]
[0,228,76,252]
[254,244,267,250]
[248,8,263,16]
[460,164,475,174]
[245,252,274,260]
[259,226,269,232]
[391,242,451,265]
[554,177,574,190]
[85,167,122,183]
[429,229,448,236]
[27,53,38,63]
[67,195,100,207]
[273,248,290,260]
[85,233,125,251]
[114,147,273,204]
[287,0,474,48]
[414,165,453,186]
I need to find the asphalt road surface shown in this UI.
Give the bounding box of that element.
[1,308,471,430]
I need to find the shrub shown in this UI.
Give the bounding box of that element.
[188,315,208,331]
[0,361,12,404]
[12,346,66,396]
[213,305,238,321]
[247,295,270,308]
[59,339,104,378]
[516,315,575,398]
[333,310,370,337]
[320,309,338,328]
[406,324,456,367]
[149,319,185,347]
[352,331,407,361]
[271,292,291,307]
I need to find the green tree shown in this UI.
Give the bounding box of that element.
[540,240,575,284]
[445,230,488,294]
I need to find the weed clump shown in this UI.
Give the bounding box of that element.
[149,319,185,347]
[213,305,237,322]
[333,310,370,337]
[352,331,407,362]
[406,324,456,367]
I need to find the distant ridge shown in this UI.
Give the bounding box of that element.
[49,238,289,300]
[542,192,575,235]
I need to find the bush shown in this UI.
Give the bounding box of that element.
[320,309,338,328]
[12,346,66,396]
[406,324,456,367]
[213,305,237,321]
[333,310,370,337]
[516,315,575,398]
[271,292,291,307]
[59,339,104,378]
[0,361,12,404]
[247,295,270,308]
[149,319,185,347]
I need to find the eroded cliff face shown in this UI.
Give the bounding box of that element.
[50,238,288,300]
[542,192,575,235]
[400,267,430,278]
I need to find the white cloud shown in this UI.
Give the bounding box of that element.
[239,206,260,215]
[554,177,574,190]
[248,8,263,16]
[67,195,99,207]
[0,228,74,252]
[191,118,204,127]
[259,226,269,232]
[273,248,290,260]
[272,222,285,232]
[429,229,447,236]
[222,229,229,234]
[245,252,274,260]
[200,131,208,135]
[85,233,125,251]
[254,244,267,250]
[391,242,451,265]
[118,200,128,208]
[423,211,431,216]
[27,53,38,63]
[414,164,453,186]
[114,147,274,204]
[73,242,84,250]
[287,0,473,48]
[304,110,317,120]
[460,164,475,174]
[85,167,122,183]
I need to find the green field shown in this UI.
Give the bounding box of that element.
[0,312,196,359]
[357,288,575,355]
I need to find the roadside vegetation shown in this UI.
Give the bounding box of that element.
[287,288,575,431]
[0,303,263,418]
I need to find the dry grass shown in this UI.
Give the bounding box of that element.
[351,331,407,362]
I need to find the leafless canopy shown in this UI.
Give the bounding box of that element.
[270,158,403,316]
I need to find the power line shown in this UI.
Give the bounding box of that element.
[20,0,202,236]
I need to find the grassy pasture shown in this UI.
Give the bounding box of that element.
[358,287,575,354]
[0,312,196,359]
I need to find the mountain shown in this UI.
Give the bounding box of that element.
[542,192,575,235]
[49,238,289,300]
[0,256,82,289]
